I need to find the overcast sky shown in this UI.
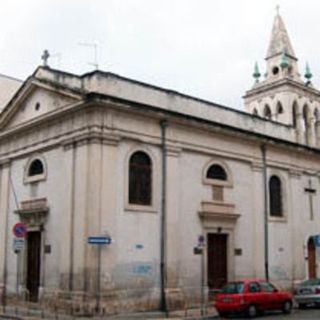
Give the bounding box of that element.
[0,0,318,110]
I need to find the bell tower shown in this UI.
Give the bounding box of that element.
[243,10,320,147]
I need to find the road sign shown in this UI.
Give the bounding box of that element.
[88,236,112,245]
[13,238,25,251]
[12,223,28,238]
[198,235,205,247]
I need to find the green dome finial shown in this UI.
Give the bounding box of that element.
[305,62,313,80]
[253,62,261,82]
[280,51,289,69]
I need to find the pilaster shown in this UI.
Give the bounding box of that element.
[59,142,76,292]
[72,141,90,292]
[251,162,265,278]
[99,139,120,291]
[164,146,184,309]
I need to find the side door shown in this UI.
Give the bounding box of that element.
[259,281,278,310]
[247,282,265,310]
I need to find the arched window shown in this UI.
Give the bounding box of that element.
[269,175,283,217]
[276,102,283,114]
[264,105,272,119]
[253,108,258,116]
[129,151,152,205]
[292,102,298,128]
[28,159,44,176]
[206,164,227,181]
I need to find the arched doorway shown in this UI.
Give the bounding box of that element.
[308,237,316,279]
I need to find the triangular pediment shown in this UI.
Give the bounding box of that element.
[0,79,83,130]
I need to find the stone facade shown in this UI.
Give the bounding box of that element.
[0,13,319,315]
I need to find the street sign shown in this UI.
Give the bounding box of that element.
[198,235,205,247]
[13,238,25,251]
[88,236,112,245]
[12,223,28,238]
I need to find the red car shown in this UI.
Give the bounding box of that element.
[215,279,293,318]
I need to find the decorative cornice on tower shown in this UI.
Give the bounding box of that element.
[266,13,296,60]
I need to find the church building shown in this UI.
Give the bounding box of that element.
[0,12,319,315]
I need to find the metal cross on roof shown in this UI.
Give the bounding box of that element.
[276,5,280,15]
[41,50,50,67]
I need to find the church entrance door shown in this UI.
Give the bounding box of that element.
[207,233,228,291]
[308,237,316,279]
[26,231,41,302]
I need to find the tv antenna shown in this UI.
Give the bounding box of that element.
[78,42,99,70]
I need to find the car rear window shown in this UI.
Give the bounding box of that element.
[300,279,320,286]
[221,282,244,294]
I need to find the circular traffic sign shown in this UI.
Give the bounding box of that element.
[13,223,28,238]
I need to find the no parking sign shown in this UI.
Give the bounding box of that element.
[12,223,28,238]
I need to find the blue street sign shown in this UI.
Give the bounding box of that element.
[88,236,112,245]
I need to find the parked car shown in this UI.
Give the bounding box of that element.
[215,279,293,318]
[294,278,320,308]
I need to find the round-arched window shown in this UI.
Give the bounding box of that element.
[206,164,227,181]
[129,151,152,205]
[269,175,283,217]
[28,159,44,176]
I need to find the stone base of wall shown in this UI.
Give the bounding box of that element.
[165,288,185,311]
[6,287,161,316]
[3,286,204,316]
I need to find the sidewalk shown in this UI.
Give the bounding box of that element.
[0,305,218,320]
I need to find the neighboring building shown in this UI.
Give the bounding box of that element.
[0,12,320,315]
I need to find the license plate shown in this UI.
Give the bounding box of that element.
[300,289,311,294]
[223,297,233,302]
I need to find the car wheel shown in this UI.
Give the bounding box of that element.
[282,300,292,314]
[247,304,257,318]
[218,311,229,318]
[298,303,307,309]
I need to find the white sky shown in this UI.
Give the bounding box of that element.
[0,0,319,110]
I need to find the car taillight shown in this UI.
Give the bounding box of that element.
[315,288,320,294]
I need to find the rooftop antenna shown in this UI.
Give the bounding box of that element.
[78,42,99,70]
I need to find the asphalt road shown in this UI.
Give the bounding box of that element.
[215,308,320,319]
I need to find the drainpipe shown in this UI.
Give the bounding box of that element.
[261,144,269,281]
[160,120,168,313]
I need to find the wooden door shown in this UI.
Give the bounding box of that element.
[207,233,228,289]
[308,237,316,279]
[27,231,41,302]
